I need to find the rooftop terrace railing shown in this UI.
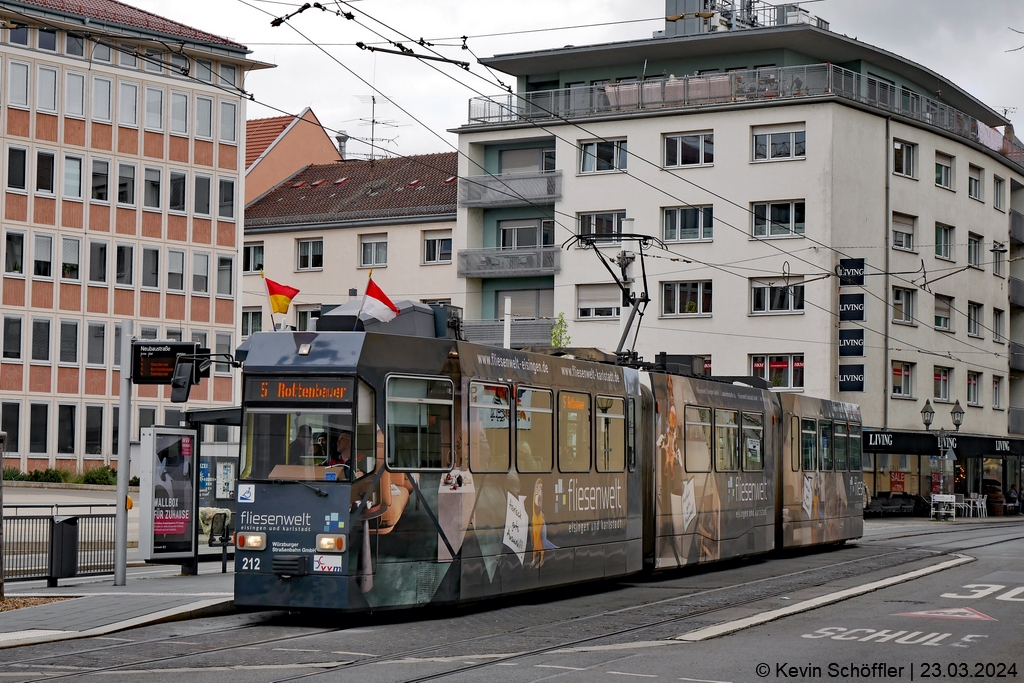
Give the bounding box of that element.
[467,63,1023,172]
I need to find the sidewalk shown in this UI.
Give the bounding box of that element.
[0,562,237,648]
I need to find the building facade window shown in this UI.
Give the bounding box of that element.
[968,165,982,200]
[145,88,163,130]
[37,66,57,112]
[115,244,133,286]
[753,129,805,161]
[751,354,804,390]
[59,320,78,364]
[8,27,28,46]
[892,362,913,396]
[92,77,111,121]
[61,237,80,280]
[216,256,233,296]
[993,308,1004,342]
[360,234,387,267]
[576,283,620,318]
[579,139,626,173]
[892,213,915,251]
[170,92,188,134]
[893,139,916,177]
[218,178,235,219]
[579,211,626,241]
[8,62,28,107]
[663,280,712,316]
[194,175,211,215]
[31,318,51,362]
[65,72,85,117]
[664,206,713,241]
[220,101,237,143]
[34,234,52,278]
[935,152,953,189]
[967,371,981,405]
[169,171,186,212]
[934,366,951,400]
[994,176,1005,210]
[499,219,554,248]
[934,295,952,331]
[423,231,452,264]
[243,243,264,273]
[993,376,1004,408]
[85,406,103,455]
[143,168,160,209]
[935,224,954,260]
[196,97,213,138]
[36,151,55,194]
[167,250,184,292]
[91,160,109,201]
[117,164,135,205]
[994,244,1005,276]
[192,253,209,293]
[141,247,159,288]
[664,132,713,167]
[241,308,262,337]
[296,307,320,332]
[967,301,982,337]
[5,231,24,274]
[751,279,804,314]
[8,147,27,190]
[893,287,914,324]
[29,404,47,454]
[3,316,22,360]
[37,29,57,51]
[967,233,983,268]
[752,201,805,237]
[64,156,82,198]
[87,241,107,284]
[87,322,105,365]
[297,239,323,271]
[1,403,19,453]
[118,82,138,126]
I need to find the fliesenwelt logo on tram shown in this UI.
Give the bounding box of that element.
[238,510,313,532]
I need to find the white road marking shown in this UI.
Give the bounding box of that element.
[95,661,352,673]
[94,637,133,642]
[536,664,586,671]
[331,651,379,657]
[608,671,658,678]
[496,663,518,666]
[675,554,974,642]
[550,641,676,653]
[273,648,321,652]
[678,677,733,683]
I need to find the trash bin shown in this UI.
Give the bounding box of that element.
[49,516,79,586]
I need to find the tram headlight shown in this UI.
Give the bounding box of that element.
[315,534,346,552]
[236,532,266,550]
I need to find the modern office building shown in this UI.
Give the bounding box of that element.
[242,152,457,333]
[0,0,266,472]
[453,2,1024,501]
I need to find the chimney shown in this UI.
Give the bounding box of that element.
[335,131,350,159]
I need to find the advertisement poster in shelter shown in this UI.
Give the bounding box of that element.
[152,432,195,553]
[890,471,905,493]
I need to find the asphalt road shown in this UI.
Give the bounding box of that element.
[1,519,1021,683]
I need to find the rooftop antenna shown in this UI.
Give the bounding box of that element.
[355,95,409,160]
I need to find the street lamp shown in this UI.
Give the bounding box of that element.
[950,400,965,432]
[921,400,935,430]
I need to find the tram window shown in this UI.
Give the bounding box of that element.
[834,422,849,471]
[801,418,817,470]
[469,382,511,473]
[386,376,454,470]
[742,412,764,471]
[791,416,800,471]
[242,410,354,481]
[596,396,625,472]
[558,391,591,472]
[355,380,375,477]
[516,387,553,473]
[684,405,712,472]
[819,420,833,471]
[849,424,863,470]
[715,409,739,472]
[627,397,637,472]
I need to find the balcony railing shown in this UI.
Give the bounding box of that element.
[459,170,561,208]
[466,63,1024,173]
[463,318,555,348]
[1011,341,1024,373]
[457,246,561,278]
[1011,210,1024,245]
[1010,407,1024,435]
[1011,278,1024,308]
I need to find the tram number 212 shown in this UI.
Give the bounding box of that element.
[241,557,261,571]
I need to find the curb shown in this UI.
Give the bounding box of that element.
[4,481,140,492]
[0,598,237,649]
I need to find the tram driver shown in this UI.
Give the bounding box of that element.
[330,430,354,478]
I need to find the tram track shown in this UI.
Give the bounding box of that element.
[12,533,1017,683]
[861,522,1024,543]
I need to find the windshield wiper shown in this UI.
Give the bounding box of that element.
[272,479,328,497]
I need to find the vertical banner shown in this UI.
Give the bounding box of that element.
[839,293,865,321]
[139,427,198,560]
[838,258,865,286]
[838,365,865,392]
[838,329,865,356]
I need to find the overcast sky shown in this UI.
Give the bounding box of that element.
[133,0,1024,158]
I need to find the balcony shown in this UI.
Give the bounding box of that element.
[466,63,1024,174]
[459,170,561,208]
[463,318,555,349]
[1012,342,1024,372]
[457,246,561,279]
[1010,407,1024,435]
[1012,210,1024,245]
[1011,277,1024,308]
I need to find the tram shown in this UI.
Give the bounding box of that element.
[233,330,862,611]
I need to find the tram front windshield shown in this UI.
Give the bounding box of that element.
[242,410,369,481]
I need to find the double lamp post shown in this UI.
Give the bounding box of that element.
[920,398,965,495]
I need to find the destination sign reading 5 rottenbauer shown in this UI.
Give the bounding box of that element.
[245,378,354,402]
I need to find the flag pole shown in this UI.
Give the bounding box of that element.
[353,269,371,331]
[261,270,277,331]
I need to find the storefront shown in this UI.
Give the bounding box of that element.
[862,429,1024,503]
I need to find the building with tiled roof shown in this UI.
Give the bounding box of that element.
[242,152,457,333]
[0,1,271,473]
[245,107,341,204]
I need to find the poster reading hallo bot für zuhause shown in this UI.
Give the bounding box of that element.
[139,427,197,560]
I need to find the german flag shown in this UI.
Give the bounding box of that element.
[263,274,300,314]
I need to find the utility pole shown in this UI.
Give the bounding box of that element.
[114,320,134,586]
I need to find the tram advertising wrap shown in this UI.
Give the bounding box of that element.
[233,331,860,612]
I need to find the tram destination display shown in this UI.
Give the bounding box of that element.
[244,377,355,404]
[132,341,199,385]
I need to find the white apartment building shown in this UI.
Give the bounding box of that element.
[0,1,266,473]
[453,6,1024,500]
[242,152,457,332]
